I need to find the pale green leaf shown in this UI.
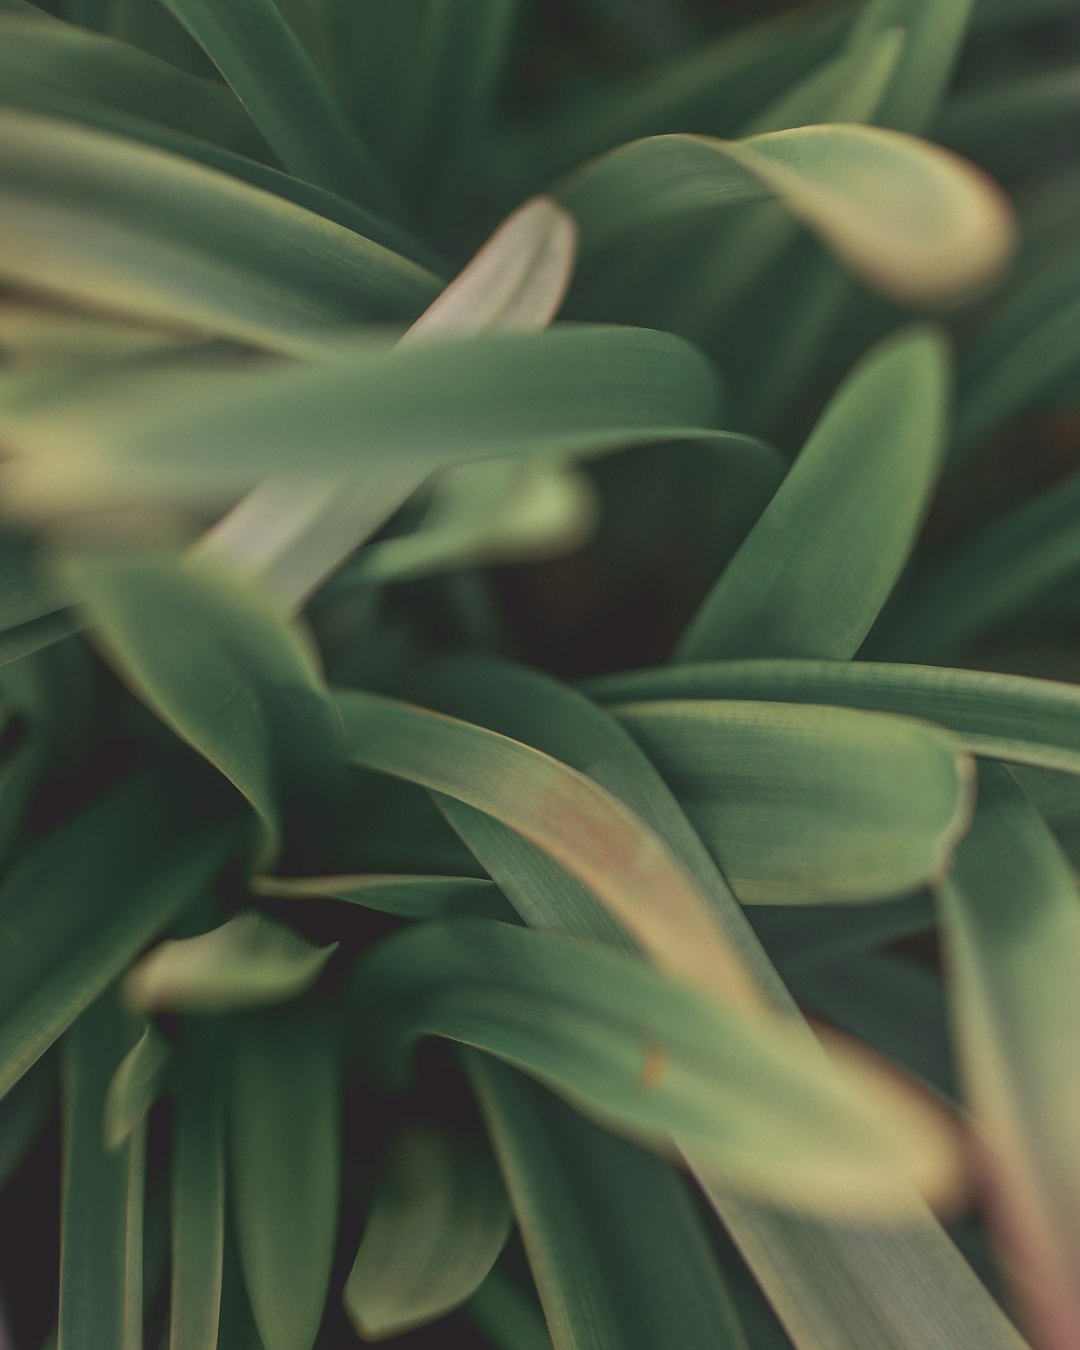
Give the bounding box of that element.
[558,123,1015,308]
[103,1021,171,1150]
[126,913,336,1013]
[850,0,973,133]
[251,871,505,920]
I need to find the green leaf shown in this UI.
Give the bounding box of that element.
[126,913,337,1013]
[169,1025,226,1350]
[465,1267,552,1350]
[60,551,345,868]
[343,1123,511,1340]
[850,0,974,133]
[558,123,1015,308]
[199,196,580,610]
[353,918,960,1214]
[677,326,949,662]
[103,1021,171,1150]
[58,992,145,1350]
[415,656,1016,1350]
[0,11,265,156]
[465,1053,748,1350]
[879,471,1080,662]
[251,871,507,920]
[0,775,234,1100]
[937,764,1080,1348]
[230,1005,340,1350]
[160,0,400,215]
[1,326,738,517]
[0,1055,54,1188]
[0,111,438,357]
[588,657,1080,778]
[615,699,971,905]
[336,685,759,1003]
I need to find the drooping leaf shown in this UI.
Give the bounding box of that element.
[169,1024,226,1350]
[343,1124,511,1340]
[160,0,400,215]
[59,551,345,868]
[677,326,950,663]
[58,992,145,1350]
[126,913,336,1013]
[465,1053,749,1350]
[558,123,1015,308]
[937,764,1080,1350]
[588,657,1080,778]
[0,775,234,1100]
[353,917,961,1214]
[103,1021,172,1150]
[230,1005,340,1350]
[0,111,438,357]
[615,699,971,905]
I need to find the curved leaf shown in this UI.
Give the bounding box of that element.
[616,700,971,905]
[103,1022,171,1150]
[60,551,344,868]
[0,111,438,357]
[850,0,973,133]
[353,918,961,1214]
[558,123,1015,308]
[252,872,505,920]
[343,1124,511,1340]
[126,913,336,1013]
[677,326,950,662]
[589,657,1080,777]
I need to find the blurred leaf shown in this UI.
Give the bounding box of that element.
[0,11,264,155]
[61,551,344,867]
[0,1055,54,1188]
[58,992,144,1350]
[0,111,438,357]
[559,123,1015,308]
[678,326,949,662]
[937,764,1080,1350]
[161,0,400,214]
[588,657,1080,778]
[850,0,973,133]
[230,1005,340,1350]
[252,871,507,920]
[465,1053,748,1350]
[169,1025,226,1350]
[200,196,580,610]
[126,913,336,1013]
[954,248,1080,452]
[880,471,1080,662]
[973,0,1078,26]
[615,699,971,904]
[1,326,738,517]
[466,1267,552,1350]
[0,776,233,1099]
[343,1123,511,1339]
[103,1020,171,1150]
[353,917,961,1214]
